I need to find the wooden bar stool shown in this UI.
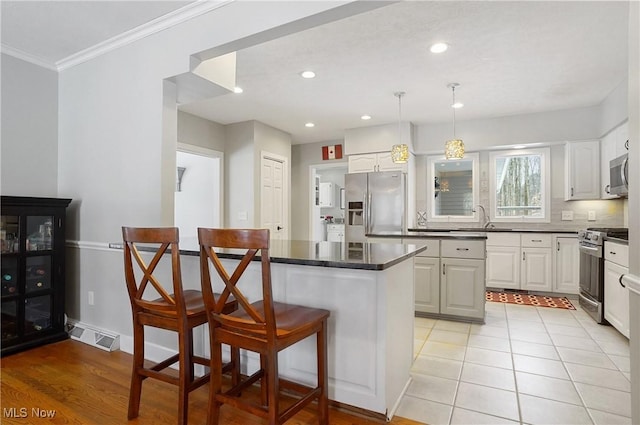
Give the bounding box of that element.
[198,228,330,425]
[122,227,239,425]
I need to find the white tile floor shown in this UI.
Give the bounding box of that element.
[396,301,632,425]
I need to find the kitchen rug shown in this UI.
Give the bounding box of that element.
[486,291,576,310]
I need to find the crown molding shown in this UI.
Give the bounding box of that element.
[3,0,233,73]
[1,44,58,71]
[57,0,233,71]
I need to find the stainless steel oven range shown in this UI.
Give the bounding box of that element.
[578,227,629,324]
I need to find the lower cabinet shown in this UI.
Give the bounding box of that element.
[521,248,552,291]
[441,258,486,319]
[486,246,520,290]
[604,241,629,338]
[604,260,629,338]
[414,238,485,321]
[414,256,440,314]
[554,236,579,294]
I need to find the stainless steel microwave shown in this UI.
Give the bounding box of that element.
[609,153,628,197]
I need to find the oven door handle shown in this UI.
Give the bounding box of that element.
[579,244,602,257]
[579,293,599,308]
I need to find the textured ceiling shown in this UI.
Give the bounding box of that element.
[1,1,630,145]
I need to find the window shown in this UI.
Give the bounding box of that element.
[426,153,479,223]
[489,148,550,223]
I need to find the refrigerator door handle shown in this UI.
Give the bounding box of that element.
[367,191,372,234]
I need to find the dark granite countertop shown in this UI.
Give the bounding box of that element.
[109,238,426,271]
[407,228,578,234]
[370,232,487,240]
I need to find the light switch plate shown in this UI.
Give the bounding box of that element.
[588,211,596,221]
[561,211,573,221]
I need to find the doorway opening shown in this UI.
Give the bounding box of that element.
[174,144,223,238]
[309,163,348,241]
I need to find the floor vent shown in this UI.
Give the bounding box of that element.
[67,321,120,352]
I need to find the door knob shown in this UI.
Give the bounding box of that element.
[277,226,283,231]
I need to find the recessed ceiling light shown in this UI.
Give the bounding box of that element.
[305,122,315,128]
[430,42,448,53]
[451,102,464,109]
[361,115,372,120]
[301,71,316,79]
[233,86,243,93]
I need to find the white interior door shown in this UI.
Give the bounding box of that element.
[261,153,287,240]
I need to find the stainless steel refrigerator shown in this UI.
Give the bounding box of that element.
[344,171,406,242]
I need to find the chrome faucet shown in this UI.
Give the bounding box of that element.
[474,205,493,229]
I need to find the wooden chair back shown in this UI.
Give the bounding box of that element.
[122,227,186,318]
[198,228,276,338]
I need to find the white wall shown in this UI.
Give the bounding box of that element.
[1,54,58,196]
[415,105,603,154]
[177,110,226,151]
[175,151,220,238]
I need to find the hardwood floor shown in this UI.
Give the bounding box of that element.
[1,340,422,425]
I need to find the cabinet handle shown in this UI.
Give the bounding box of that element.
[456,248,469,251]
[610,251,617,255]
[443,264,446,275]
[532,239,542,242]
[523,252,526,261]
[619,274,626,288]
[557,241,560,251]
[605,184,611,194]
[571,187,574,197]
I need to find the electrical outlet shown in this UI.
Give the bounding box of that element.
[588,211,596,221]
[561,211,573,221]
[88,291,95,306]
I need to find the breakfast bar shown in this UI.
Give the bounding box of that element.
[111,238,426,420]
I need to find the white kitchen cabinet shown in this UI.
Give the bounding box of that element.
[565,140,600,200]
[440,258,486,319]
[486,233,520,290]
[521,248,553,292]
[348,152,408,173]
[486,246,521,290]
[604,241,629,338]
[415,256,440,314]
[414,239,440,314]
[440,239,486,320]
[553,236,579,294]
[326,224,345,243]
[319,182,335,207]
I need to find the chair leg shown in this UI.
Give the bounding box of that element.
[230,346,240,387]
[207,340,223,425]
[128,321,145,420]
[266,350,280,425]
[317,320,329,425]
[177,328,194,425]
[260,354,268,406]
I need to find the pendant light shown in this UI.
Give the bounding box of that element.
[391,91,409,164]
[444,83,465,160]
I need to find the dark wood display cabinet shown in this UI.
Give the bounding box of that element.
[1,196,72,356]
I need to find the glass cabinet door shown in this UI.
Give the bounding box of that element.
[24,295,52,334]
[26,216,54,251]
[1,215,20,253]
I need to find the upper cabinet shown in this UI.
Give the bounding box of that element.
[565,140,600,200]
[600,122,629,199]
[348,152,408,173]
[426,153,479,223]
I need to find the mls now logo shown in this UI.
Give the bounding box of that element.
[3,407,56,418]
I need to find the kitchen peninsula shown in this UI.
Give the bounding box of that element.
[110,238,426,420]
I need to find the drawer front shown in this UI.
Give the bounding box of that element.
[327,224,344,232]
[412,239,440,257]
[521,233,552,248]
[441,240,485,259]
[605,241,629,268]
[486,233,520,247]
